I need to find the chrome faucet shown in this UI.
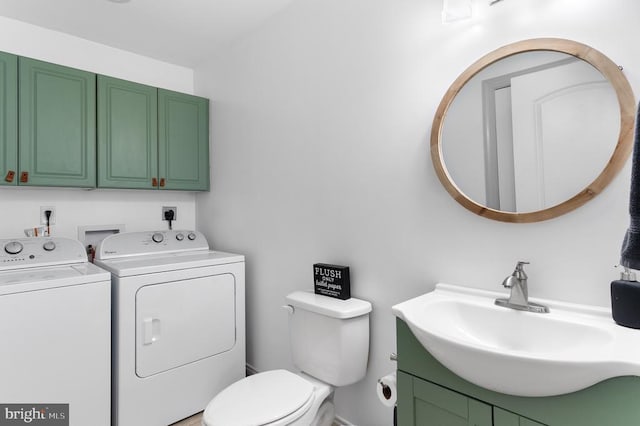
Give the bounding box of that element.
[495,261,549,313]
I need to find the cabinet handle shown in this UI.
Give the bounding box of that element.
[159,178,165,187]
[152,177,158,187]
[20,171,28,183]
[4,170,15,183]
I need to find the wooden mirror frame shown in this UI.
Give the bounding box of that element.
[431,38,636,223]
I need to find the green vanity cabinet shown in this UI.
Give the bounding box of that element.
[97,76,158,189]
[396,319,640,426]
[398,372,544,426]
[398,371,492,426]
[158,89,209,191]
[0,52,17,186]
[493,408,544,426]
[98,78,209,191]
[19,57,96,187]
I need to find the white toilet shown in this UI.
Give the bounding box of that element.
[202,291,372,426]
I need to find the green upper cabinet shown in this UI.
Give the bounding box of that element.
[97,82,209,191]
[97,75,158,189]
[158,89,209,191]
[0,52,17,187]
[1,50,208,191]
[19,57,96,187]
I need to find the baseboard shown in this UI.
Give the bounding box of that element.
[333,415,355,426]
[246,363,258,376]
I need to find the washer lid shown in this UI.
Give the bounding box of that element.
[204,370,313,426]
[0,263,110,296]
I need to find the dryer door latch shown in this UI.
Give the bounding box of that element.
[143,318,161,345]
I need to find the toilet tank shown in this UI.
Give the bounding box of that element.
[285,291,372,387]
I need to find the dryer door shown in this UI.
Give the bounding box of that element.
[135,273,236,377]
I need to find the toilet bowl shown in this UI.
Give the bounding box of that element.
[202,370,333,426]
[202,291,372,426]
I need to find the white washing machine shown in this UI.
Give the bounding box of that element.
[0,236,111,426]
[94,230,245,426]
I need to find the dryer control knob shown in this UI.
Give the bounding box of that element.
[152,233,164,243]
[187,232,197,241]
[43,241,56,251]
[176,233,185,241]
[4,241,23,255]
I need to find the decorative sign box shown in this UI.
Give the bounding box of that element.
[313,263,350,300]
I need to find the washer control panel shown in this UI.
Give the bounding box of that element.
[0,237,87,270]
[95,230,209,260]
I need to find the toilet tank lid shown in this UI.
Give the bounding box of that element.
[286,291,372,319]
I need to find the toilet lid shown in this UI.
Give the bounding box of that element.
[204,370,314,426]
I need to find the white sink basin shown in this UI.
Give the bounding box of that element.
[392,283,640,397]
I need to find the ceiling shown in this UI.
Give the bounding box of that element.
[0,0,297,67]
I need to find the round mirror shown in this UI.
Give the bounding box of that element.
[431,38,635,223]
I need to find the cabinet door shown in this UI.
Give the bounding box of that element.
[398,371,492,426]
[494,407,546,426]
[19,58,96,187]
[0,52,17,186]
[97,75,158,189]
[158,89,209,191]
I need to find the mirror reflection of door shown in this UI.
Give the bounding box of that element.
[484,58,619,212]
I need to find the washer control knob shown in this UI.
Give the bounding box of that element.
[43,241,56,251]
[4,241,23,255]
[187,232,197,241]
[152,233,164,243]
[176,233,185,241]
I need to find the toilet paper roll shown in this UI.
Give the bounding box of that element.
[377,372,397,407]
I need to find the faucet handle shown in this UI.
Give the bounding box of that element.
[514,261,529,279]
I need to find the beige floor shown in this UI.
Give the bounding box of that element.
[170,412,203,426]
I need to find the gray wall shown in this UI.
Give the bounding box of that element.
[195,0,640,424]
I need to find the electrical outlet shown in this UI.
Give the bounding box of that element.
[162,206,177,221]
[40,206,56,225]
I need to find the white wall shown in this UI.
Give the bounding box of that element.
[0,17,197,241]
[0,16,194,92]
[194,0,640,424]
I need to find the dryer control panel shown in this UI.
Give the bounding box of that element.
[95,230,209,260]
[0,237,88,270]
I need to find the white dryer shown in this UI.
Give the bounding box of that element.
[94,230,245,426]
[0,237,111,426]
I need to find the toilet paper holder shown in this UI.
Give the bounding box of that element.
[378,379,393,400]
[380,352,398,398]
[377,371,398,407]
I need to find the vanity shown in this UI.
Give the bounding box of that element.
[393,283,640,425]
[395,317,640,426]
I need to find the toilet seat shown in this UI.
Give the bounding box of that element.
[203,369,315,426]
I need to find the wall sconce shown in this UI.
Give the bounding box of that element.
[442,0,473,23]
